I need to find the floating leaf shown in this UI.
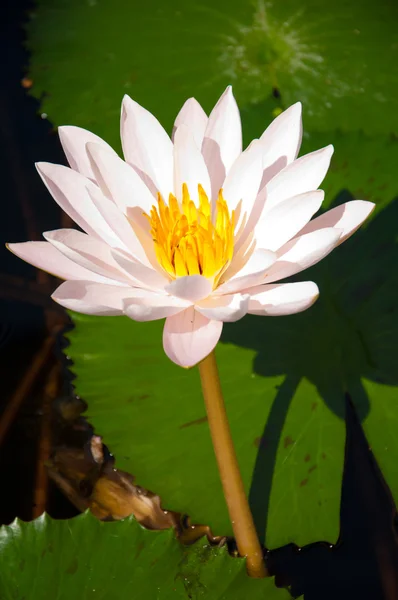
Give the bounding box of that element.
[302,132,398,210]
[27,0,398,137]
[0,513,289,599]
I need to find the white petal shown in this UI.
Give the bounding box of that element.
[217,249,276,295]
[52,280,131,315]
[165,275,213,302]
[265,227,341,284]
[125,206,159,269]
[260,102,302,169]
[111,248,169,291]
[264,145,334,214]
[36,162,121,248]
[163,307,223,367]
[196,293,249,322]
[43,229,132,285]
[58,126,117,180]
[121,95,173,199]
[233,185,267,255]
[230,231,257,274]
[296,200,375,245]
[255,190,325,252]
[222,140,264,218]
[124,293,189,322]
[87,185,151,266]
[246,281,319,316]
[172,98,208,148]
[202,86,242,198]
[86,142,155,214]
[228,247,276,279]
[173,125,211,202]
[7,241,121,285]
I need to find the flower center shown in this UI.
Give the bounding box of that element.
[146,184,235,283]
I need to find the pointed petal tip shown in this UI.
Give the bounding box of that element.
[42,229,64,242]
[346,199,376,225]
[35,161,45,172]
[175,97,203,118]
[57,126,71,150]
[247,280,320,316]
[360,199,376,213]
[289,101,302,114]
[35,161,59,176]
[326,144,334,156]
[220,85,235,101]
[121,94,135,116]
[57,125,75,136]
[350,199,376,212]
[5,242,28,258]
[185,96,200,107]
[305,280,319,295]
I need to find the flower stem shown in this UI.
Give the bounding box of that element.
[198,351,268,578]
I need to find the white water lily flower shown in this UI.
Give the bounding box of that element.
[8,87,374,367]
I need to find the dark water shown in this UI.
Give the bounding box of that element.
[0,0,398,598]
[0,0,75,524]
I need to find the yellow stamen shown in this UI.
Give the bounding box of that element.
[145,185,234,285]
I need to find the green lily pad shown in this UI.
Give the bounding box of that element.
[0,513,289,599]
[27,0,398,140]
[224,197,398,545]
[302,132,398,211]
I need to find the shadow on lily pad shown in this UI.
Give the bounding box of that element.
[222,192,398,544]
